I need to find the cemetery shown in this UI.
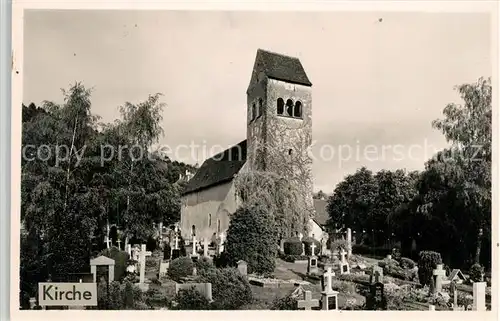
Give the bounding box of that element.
[19,44,492,312]
[26,224,492,311]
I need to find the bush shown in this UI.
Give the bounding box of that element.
[174,286,211,310]
[302,237,321,256]
[145,288,170,308]
[168,257,194,282]
[97,280,148,310]
[284,237,303,255]
[197,267,253,309]
[213,252,231,268]
[195,257,216,275]
[100,246,129,281]
[469,263,484,282]
[224,205,278,275]
[271,296,298,310]
[331,239,349,252]
[399,257,416,269]
[418,251,442,286]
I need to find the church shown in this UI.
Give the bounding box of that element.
[179,49,328,243]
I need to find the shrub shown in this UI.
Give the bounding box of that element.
[197,267,253,309]
[271,296,298,310]
[469,263,484,282]
[146,236,157,252]
[331,280,356,294]
[195,257,216,275]
[399,257,416,269]
[302,237,321,256]
[213,252,231,268]
[174,286,211,310]
[97,280,148,310]
[331,239,349,252]
[418,251,442,286]
[168,257,194,282]
[145,288,169,308]
[100,246,129,281]
[284,237,303,255]
[224,205,278,275]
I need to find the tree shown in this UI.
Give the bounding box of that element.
[224,204,278,275]
[431,77,491,265]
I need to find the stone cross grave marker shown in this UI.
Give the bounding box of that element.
[310,242,317,256]
[339,248,350,275]
[126,244,132,257]
[472,282,486,311]
[117,238,121,250]
[90,255,115,283]
[104,236,111,249]
[297,290,319,310]
[322,267,335,293]
[138,244,152,285]
[433,264,446,293]
[321,267,339,311]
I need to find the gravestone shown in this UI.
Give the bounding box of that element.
[191,235,198,258]
[433,264,446,293]
[320,266,339,311]
[237,260,248,276]
[126,244,132,257]
[472,282,486,311]
[159,261,170,277]
[175,283,213,302]
[307,243,319,275]
[90,255,115,283]
[301,243,306,255]
[137,244,152,291]
[297,290,319,310]
[117,238,122,251]
[29,297,36,310]
[339,248,350,275]
[104,236,111,249]
[203,238,209,257]
[163,243,171,260]
[367,282,387,310]
[280,239,286,253]
[370,265,383,284]
[218,232,225,254]
[429,305,435,311]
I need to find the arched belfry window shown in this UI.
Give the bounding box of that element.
[286,99,294,116]
[294,101,302,118]
[277,98,284,115]
[258,98,263,117]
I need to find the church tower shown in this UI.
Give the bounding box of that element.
[246,49,314,221]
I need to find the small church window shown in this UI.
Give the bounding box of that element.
[217,220,221,233]
[288,149,293,155]
[286,99,294,116]
[192,225,196,236]
[258,98,263,117]
[294,101,302,118]
[252,103,257,121]
[209,214,212,227]
[277,98,284,115]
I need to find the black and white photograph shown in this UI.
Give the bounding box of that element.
[13,4,495,314]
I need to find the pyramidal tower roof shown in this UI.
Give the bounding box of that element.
[247,49,312,93]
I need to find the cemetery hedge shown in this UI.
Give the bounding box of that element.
[100,247,129,281]
[352,244,391,257]
[417,251,442,286]
[96,280,149,310]
[224,205,277,275]
[271,296,298,310]
[197,267,253,309]
[168,257,194,282]
[173,286,212,310]
[283,237,303,255]
[302,237,320,256]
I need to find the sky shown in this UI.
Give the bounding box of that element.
[23,10,492,193]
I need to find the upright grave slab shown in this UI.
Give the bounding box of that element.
[136,244,151,291]
[339,248,350,275]
[90,255,115,283]
[472,282,486,311]
[433,264,446,293]
[367,282,387,310]
[307,243,319,275]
